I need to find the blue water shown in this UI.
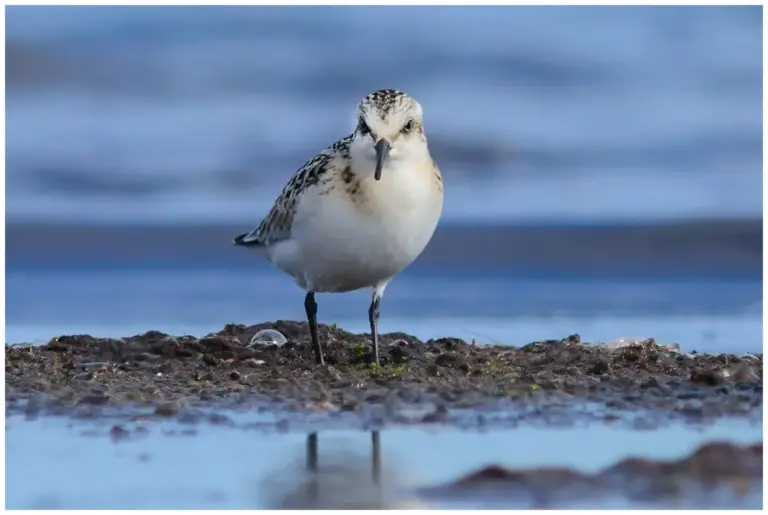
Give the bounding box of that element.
[6,266,762,354]
[4,5,762,225]
[6,415,762,509]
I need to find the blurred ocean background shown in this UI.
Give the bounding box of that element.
[5,5,763,350]
[5,5,763,224]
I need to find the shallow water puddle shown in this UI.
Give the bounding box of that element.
[6,413,762,509]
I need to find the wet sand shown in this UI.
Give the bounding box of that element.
[7,321,762,427]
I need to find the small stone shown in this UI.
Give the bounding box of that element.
[388,345,412,364]
[588,359,609,375]
[241,358,265,368]
[563,334,581,345]
[131,352,160,362]
[184,340,205,352]
[233,347,258,360]
[200,336,237,352]
[174,348,195,358]
[727,363,759,382]
[435,353,458,367]
[690,368,724,386]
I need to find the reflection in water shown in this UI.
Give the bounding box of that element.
[372,431,381,483]
[294,430,762,510]
[306,433,319,504]
[305,431,382,484]
[266,431,395,509]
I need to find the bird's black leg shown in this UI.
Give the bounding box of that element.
[305,291,324,365]
[368,291,381,365]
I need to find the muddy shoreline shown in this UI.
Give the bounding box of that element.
[6,321,763,427]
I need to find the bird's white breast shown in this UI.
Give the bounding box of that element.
[268,158,442,293]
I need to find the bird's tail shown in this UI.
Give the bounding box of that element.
[232,231,263,247]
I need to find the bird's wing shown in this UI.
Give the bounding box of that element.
[232,135,353,247]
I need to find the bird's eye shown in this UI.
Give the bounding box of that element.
[358,118,371,136]
[402,119,415,134]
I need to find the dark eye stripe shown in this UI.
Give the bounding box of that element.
[358,118,371,135]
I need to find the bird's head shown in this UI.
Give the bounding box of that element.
[349,89,428,180]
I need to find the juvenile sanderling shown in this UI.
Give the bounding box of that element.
[233,89,444,365]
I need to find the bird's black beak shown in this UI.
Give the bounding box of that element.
[374,138,390,181]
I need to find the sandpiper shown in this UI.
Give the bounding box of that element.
[233,89,443,365]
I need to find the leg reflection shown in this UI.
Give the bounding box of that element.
[371,431,381,484]
[306,432,319,471]
[303,431,383,505]
[306,432,319,503]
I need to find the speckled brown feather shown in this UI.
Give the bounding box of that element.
[233,135,353,246]
[359,89,408,117]
[234,88,436,248]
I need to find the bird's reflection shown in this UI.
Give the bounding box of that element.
[306,430,382,482]
[264,430,391,509]
[371,431,381,482]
